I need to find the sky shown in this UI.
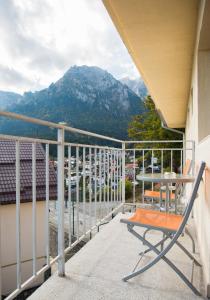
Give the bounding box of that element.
[0,0,139,94]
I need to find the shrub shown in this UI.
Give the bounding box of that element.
[125,179,132,200]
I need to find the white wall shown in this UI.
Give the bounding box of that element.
[198,51,210,141]
[185,8,210,293]
[0,202,46,296]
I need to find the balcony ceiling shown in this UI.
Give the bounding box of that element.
[103,0,199,128]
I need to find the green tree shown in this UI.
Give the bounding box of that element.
[125,179,132,200]
[128,96,183,171]
[128,96,182,143]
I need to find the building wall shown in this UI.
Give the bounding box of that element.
[185,4,210,294]
[198,51,210,142]
[0,202,46,296]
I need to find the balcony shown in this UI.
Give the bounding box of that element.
[28,213,203,300]
[0,111,202,300]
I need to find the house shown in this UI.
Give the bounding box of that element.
[0,141,57,297]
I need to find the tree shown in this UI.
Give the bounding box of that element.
[128,96,183,171]
[128,96,182,143]
[125,179,132,200]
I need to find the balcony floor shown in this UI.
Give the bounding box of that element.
[29,212,203,300]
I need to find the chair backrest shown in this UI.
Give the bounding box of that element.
[182,161,205,223]
[183,159,192,175]
[158,162,206,258]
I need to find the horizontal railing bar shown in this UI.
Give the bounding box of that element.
[123,203,156,209]
[0,111,123,143]
[0,111,64,129]
[50,254,61,265]
[5,276,35,300]
[0,113,195,146]
[124,140,184,144]
[64,142,121,150]
[0,136,190,151]
[5,254,61,300]
[0,134,60,145]
[64,128,123,143]
[125,148,190,151]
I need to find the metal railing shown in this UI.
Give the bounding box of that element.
[0,111,194,299]
[0,112,124,300]
[124,140,194,206]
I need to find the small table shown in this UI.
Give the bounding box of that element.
[136,173,195,211]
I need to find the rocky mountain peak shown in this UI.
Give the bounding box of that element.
[0,65,145,139]
[59,65,120,91]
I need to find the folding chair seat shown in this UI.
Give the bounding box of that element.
[121,162,205,296]
[144,190,175,201]
[128,208,182,232]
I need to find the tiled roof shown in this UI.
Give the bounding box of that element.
[0,141,57,205]
[0,140,44,163]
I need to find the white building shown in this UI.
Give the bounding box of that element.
[103,0,210,295]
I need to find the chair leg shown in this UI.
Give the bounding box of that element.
[143,228,151,240]
[123,226,201,296]
[175,183,178,214]
[160,232,165,251]
[160,186,163,209]
[185,227,196,254]
[164,232,201,266]
[175,240,201,266]
[139,234,170,256]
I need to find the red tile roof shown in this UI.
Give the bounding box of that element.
[0,141,57,205]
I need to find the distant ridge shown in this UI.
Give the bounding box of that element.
[120,77,147,99]
[0,91,22,109]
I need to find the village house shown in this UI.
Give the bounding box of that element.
[0,141,57,297]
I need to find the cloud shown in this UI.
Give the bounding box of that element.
[0,64,34,92]
[0,0,139,93]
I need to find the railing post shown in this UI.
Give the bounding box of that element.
[183,135,186,173]
[57,128,65,276]
[0,204,2,300]
[16,141,21,288]
[122,142,126,206]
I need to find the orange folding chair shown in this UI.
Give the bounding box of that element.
[121,162,205,296]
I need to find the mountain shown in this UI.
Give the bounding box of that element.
[0,91,22,109]
[120,77,148,99]
[0,66,145,141]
